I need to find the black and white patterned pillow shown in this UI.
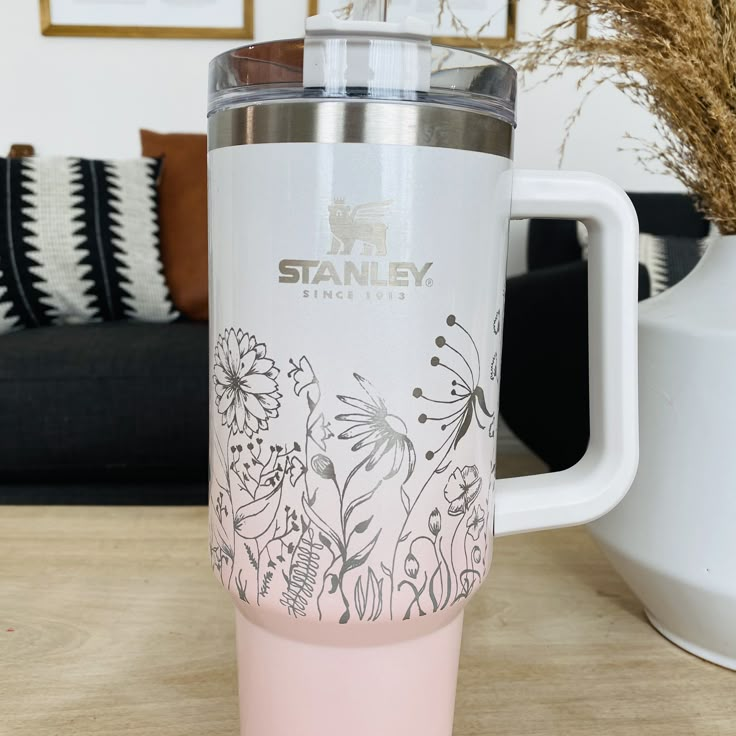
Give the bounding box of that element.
[0,156,177,334]
[638,233,707,296]
[578,222,707,296]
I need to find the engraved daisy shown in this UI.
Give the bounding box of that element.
[336,373,416,481]
[213,328,281,436]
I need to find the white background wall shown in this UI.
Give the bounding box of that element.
[0,0,682,273]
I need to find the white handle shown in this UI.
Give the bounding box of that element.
[495,170,640,536]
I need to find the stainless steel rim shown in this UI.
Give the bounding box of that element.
[208,99,513,157]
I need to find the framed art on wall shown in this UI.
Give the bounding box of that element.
[307,0,516,47]
[40,0,254,39]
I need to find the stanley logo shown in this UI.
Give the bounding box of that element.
[278,199,433,288]
[328,199,389,256]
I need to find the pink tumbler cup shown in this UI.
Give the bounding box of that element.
[207,15,639,736]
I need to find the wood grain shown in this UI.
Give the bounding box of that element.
[1,475,733,734]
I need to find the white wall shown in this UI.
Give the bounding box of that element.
[0,0,303,158]
[0,0,682,273]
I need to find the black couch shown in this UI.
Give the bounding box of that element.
[0,321,208,504]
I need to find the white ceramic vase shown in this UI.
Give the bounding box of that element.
[590,233,736,669]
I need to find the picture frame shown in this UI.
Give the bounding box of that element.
[307,0,516,48]
[39,0,254,39]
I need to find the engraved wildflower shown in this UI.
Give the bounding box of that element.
[308,412,334,451]
[414,315,493,462]
[311,454,336,481]
[404,553,419,579]
[288,355,317,397]
[444,465,482,517]
[213,328,280,436]
[287,456,306,486]
[466,506,486,541]
[428,508,442,536]
[336,373,416,481]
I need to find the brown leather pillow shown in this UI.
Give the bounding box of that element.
[141,130,208,320]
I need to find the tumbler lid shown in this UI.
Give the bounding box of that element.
[208,17,516,126]
[303,14,432,93]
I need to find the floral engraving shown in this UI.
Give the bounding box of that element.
[213,328,281,435]
[210,306,502,623]
[354,567,384,622]
[413,314,494,468]
[467,506,485,540]
[337,373,416,481]
[389,315,496,619]
[444,465,482,516]
[281,526,322,618]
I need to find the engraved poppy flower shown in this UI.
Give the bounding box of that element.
[444,465,482,517]
[336,373,416,481]
[466,506,485,540]
[213,328,281,436]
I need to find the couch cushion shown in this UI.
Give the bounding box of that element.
[0,322,207,484]
[0,480,206,505]
[140,130,208,321]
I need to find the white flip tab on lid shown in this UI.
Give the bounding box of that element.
[304,14,432,93]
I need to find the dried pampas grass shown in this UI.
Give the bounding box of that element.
[334,1,736,229]
[513,1,736,234]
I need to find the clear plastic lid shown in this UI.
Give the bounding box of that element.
[208,17,516,126]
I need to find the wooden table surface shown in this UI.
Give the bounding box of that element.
[2,472,734,735]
